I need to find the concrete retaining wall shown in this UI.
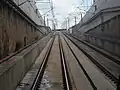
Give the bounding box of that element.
[12,0,44,25]
[0,34,51,90]
[72,11,120,56]
[83,14,120,56]
[0,1,44,59]
[86,15,120,38]
[85,34,120,56]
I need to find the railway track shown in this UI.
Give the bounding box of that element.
[16,32,116,90]
[58,34,72,90]
[31,34,72,90]
[62,35,97,90]
[63,33,119,86]
[31,36,55,90]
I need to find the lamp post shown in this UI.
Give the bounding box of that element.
[68,17,70,29]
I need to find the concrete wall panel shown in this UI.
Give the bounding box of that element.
[0,34,51,90]
[12,0,44,25]
[0,2,43,59]
[84,34,120,56]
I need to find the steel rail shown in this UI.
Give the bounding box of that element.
[58,34,72,90]
[31,36,55,90]
[63,33,118,85]
[62,35,97,90]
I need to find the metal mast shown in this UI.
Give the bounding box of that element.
[49,0,56,30]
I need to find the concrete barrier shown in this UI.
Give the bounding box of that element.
[0,34,51,90]
[85,34,120,57]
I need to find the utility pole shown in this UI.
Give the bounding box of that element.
[68,17,70,29]
[53,24,56,30]
[75,16,77,25]
[67,17,70,32]
[49,0,56,30]
[81,14,83,23]
[44,16,46,26]
[87,0,88,9]
[47,18,49,26]
[66,20,67,30]
[52,20,55,30]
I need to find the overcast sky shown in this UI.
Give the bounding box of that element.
[36,0,93,29]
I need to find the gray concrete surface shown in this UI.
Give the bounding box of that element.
[39,35,63,90]
[0,1,45,59]
[60,34,93,90]
[0,34,51,90]
[16,38,53,90]
[12,0,44,25]
[85,34,120,56]
[71,0,120,56]
[62,33,115,90]
[17,35,63,90]
[14,32,117,90]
